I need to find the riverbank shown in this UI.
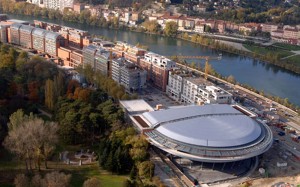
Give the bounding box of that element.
[6,13,300,107]
[175,59,300,112]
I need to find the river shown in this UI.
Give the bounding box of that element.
[7,14,300,107]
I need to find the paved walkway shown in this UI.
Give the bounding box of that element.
[281,53,298,60]
[151,155,182,187]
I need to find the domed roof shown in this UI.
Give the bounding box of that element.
[156,113,261,147]
[143,104,262,147]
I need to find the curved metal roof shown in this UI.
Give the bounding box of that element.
[142,104,262,147]
[45,31,61,40]
[156,114,261,147]
[19,25,35,33]
[32,28,47,37]
[83,44,98,53]
[10,23,22,30]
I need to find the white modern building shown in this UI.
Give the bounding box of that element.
[195,85,232,105]
[166,70,187,101]
[166,70,232,105]
[28,0,73,10]
[181,77,207,104]
[120,101,273,163]
[144,52,176,70]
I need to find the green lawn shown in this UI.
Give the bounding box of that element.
[243,44,294,58]
[0,147,127,187]
[285,55,300,65]
[60,163,127,187]
[273,43,300,51]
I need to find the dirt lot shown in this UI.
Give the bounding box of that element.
[249,175,300,187]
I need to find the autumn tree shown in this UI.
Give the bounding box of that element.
[41,171,71,187]
[83,177,101,187]
[142,20,160,33]
[14,174,29,187]
[138,161,155,179]
[4,110,58,171]
[204,61,212,79]
[28,81,39,102]
[66,79,80,97]
[164,21,178,37]
[227,75,236,84]
[45,79,55,110]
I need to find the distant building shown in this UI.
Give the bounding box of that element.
[261,24,278,33]
[131,12,141,22]
[195,85,232,105]
[181,77,207,104]
[44,0,60,10]
[83,44,98,68]
[0,24,9,43]
[10,23,22,45]
[195,22,205,33]
[283,28,298,40]
[73,3,85,14]
[70,50,83,67]
[19,25,35,49]
[112,58,147,91]
[45,32,64,56]
[59,0,74,11]
[140,52,176,91]
[95,49,115,77]
[32,28,47,52]
[166,69,188,101]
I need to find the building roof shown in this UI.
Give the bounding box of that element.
[32,28,47,37]
[45,31,61,40]
[19,25,35,33]
[120,99,154,113]
[83,44,98,53]
[10,23,22,30]
[185,77,209,86]
[142,104,262,147]
[7,19,29,24]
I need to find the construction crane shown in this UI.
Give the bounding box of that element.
[166,54,222,80]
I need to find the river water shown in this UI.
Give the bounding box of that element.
[7,14,300,106]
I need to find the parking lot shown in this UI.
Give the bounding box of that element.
[139,85,179,108]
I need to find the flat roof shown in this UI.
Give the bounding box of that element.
[120,99,154,113]
[185,77,209,85]
[7,19,29,24]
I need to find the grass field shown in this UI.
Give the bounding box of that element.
[243,44,294,58]
[284,55,300,65]
[0,147,127,187]
[274,43,300,51]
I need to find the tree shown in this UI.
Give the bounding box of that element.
[28,81,39,102]
[227,75,236,84]
[4,111,58,171]
[0,54,15,70]
[14,174,29,187]
[204,25,212,33]
[142,20,160,33]
[164,21,178,37]
[83,177,101,187]
[41,171,71,187]
[204,61,212,79]
[138,161,155,179]
[45,79,55,110]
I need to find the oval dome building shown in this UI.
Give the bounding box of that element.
[120,101,273,163]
